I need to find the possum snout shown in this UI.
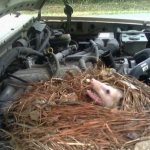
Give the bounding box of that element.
[87,78,123,108]
[90,78,109,93]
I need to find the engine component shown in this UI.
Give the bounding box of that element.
[0,47,43,78]
[55,45,77,61]
[100,50,116,68]
[56,65,81,78]
[9,67,51,83]
[90,40,99,61]
[98,32,114,44]
[12,38,28,47]
[28,22,51,52]
[134,48,150,64]
[25,57,36,68]
[94,38,104,49]
[32,21,47,33]
[79,56,97,71]
[44,52,60,76]
[106,39,120,55]
[95,33,119,56]
[129,57,150,79]
[0,67,51,112]
[121,30,148,55]
[38,27,51,52]
[49,33,71,50]
[65,51,93,60]
[123,58,130,74]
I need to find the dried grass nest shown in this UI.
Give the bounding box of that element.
[1,65,150,150]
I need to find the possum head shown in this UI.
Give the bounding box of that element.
[87,78,123,108]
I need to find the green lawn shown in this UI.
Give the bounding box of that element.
[41,0,150,16]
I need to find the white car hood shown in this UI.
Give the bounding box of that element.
[0,0,46,18]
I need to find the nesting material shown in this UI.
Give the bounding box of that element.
[2,66,150,150]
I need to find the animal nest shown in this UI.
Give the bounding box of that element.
[1,66,150,150]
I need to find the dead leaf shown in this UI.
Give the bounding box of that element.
[60,92,78,102]
[30,110,40,121]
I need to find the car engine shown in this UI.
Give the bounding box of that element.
[0,12,150,121]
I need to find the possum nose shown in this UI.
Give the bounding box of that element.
[91,78,101,86]
[91,78,99,88]
[91,78,105,90]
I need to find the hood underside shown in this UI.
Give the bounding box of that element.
[0,0,47,18]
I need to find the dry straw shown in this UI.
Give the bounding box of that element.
[1,65,150,150]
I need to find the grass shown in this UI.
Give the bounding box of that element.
[40,0,150,16]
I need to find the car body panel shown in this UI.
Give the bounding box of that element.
[0,0,46,18]
[0,14,34,47]
[42,15,150,25]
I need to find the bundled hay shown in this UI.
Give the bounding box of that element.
[1,66,150,150]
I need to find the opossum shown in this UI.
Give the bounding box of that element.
[87,78,123,108]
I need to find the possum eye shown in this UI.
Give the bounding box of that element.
[105,89,110,94]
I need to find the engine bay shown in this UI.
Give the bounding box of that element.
[0,13,150,120]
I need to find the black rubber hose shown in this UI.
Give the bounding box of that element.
[129,57,150,79]
[134,48,150,64]
[8,67,51,83]
[90,40,99,61]
[7,73,28,83]
[68,50,88,56]
[71,40,79,49]
[65,47,91,60]
[100,50,116,68]
[36,31,45,50]
[0,85,16,103]
[66,50,104,61]
[65,52,92,61]
[79,56,97,71]
[55,47,74,61]
[0,47,43,77]
[0,87,24,105]
[36,33,41,50]
[38,27,51,52]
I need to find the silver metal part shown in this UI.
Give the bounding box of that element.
[121,30,148,55]
[123,58,129,74]
[26,57,35,68]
